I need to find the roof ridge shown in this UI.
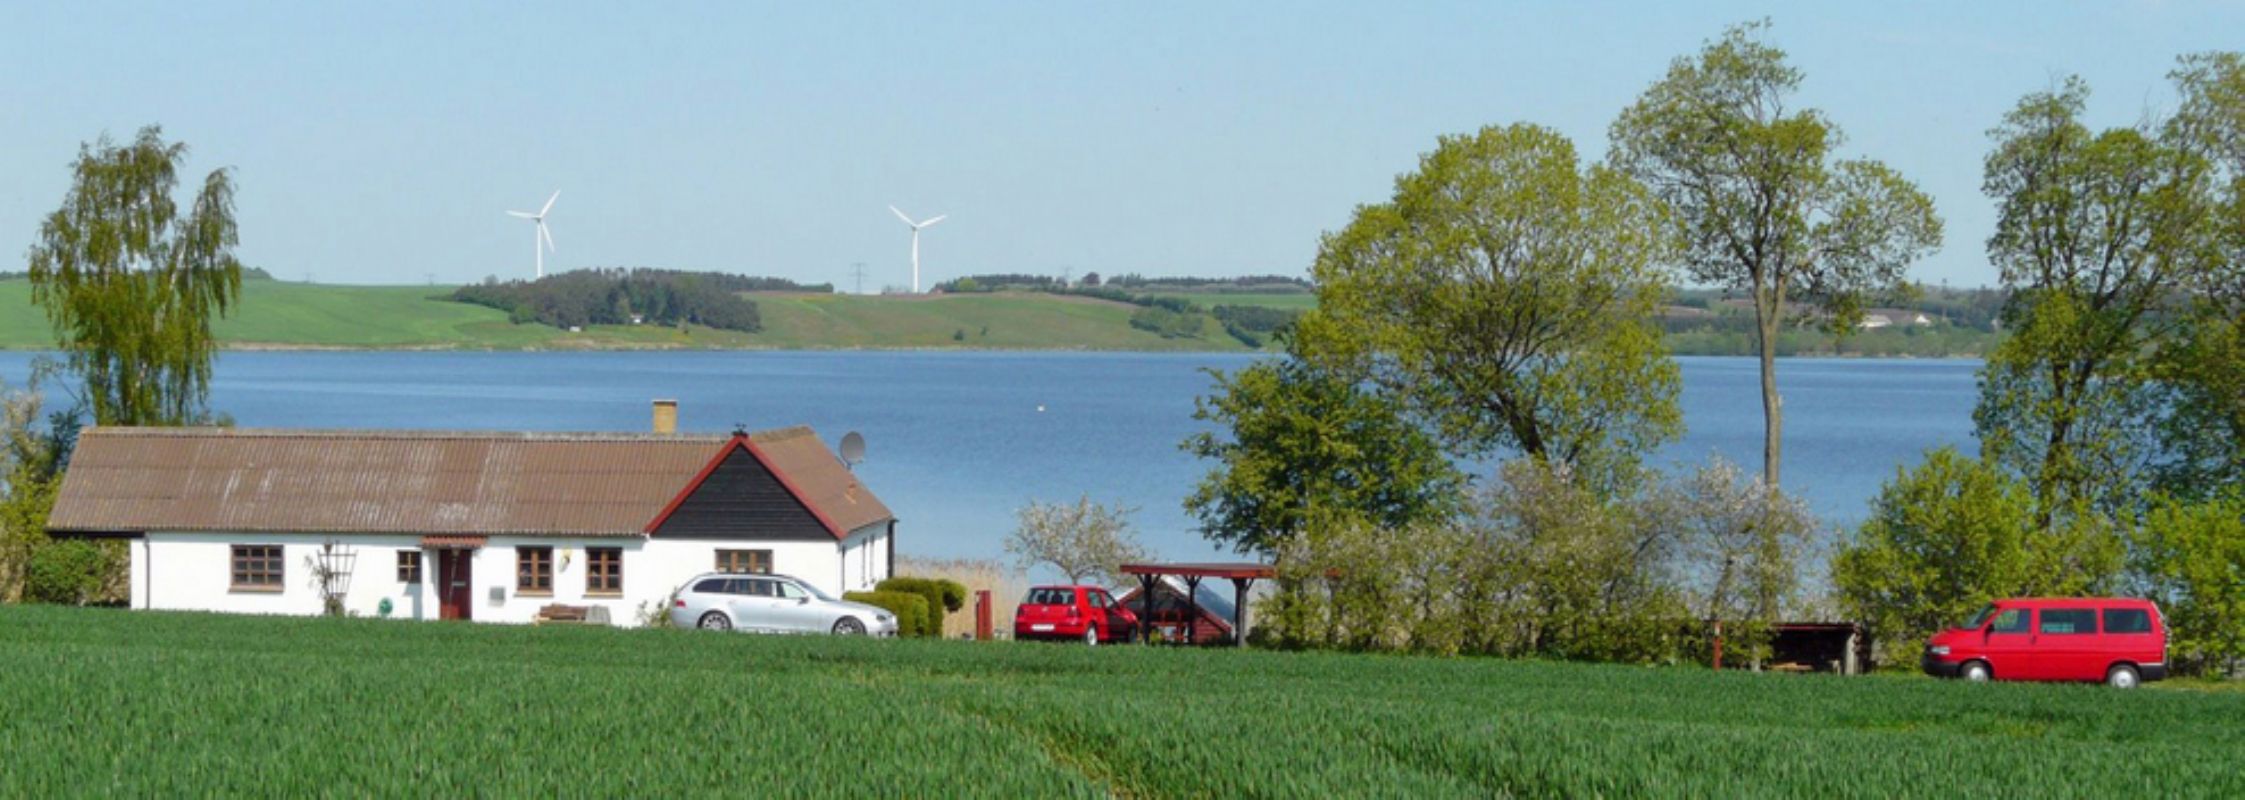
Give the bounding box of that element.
[83,426,740,442]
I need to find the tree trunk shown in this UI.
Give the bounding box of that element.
[1756,304,1784,486]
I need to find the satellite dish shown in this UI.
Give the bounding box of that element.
[839,432,866,469]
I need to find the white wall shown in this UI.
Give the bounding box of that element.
[138,531,868,627]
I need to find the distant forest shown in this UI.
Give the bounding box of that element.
[452,269,827,332]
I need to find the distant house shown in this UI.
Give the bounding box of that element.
[1115,575,1240,644]
[45,413,895,626]
[1857,309,1933,330]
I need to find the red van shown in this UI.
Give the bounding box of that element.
[1921,598,2168,688]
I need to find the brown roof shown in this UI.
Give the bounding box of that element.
[47,426,893,539]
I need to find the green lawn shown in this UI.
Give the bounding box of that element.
[743,291,1254,351]
[2,604,2239,797]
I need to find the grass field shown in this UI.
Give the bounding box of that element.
[0,280,1263,352]
[3,604,2240,797]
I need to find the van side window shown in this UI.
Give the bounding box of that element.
[2103,608,2152,634]
[1990,609,2030,633]
[2040,609,2097,634]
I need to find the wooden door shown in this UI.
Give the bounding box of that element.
[437,550,474,621]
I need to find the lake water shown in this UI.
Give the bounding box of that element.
[0,351,1980,562]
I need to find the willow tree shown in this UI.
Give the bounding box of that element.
[1298,122,1679,494]
[26,126,243,426]
[1609,21,1942,486]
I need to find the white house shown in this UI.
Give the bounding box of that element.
[45,420,895,626]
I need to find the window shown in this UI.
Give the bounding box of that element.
[692,578,728,594]
[1090,591,1111,609]
[715,549,772,574]
[1989,609,2030,633]
[1026,587,1075,606]
[231,545,283,590]
[776,581,807,600]
[516,547,553,595]
[2104,608,2153,634]
[739,578,777,598]
[2040,609,2098,635]
[397,551,423,584]
[586,547,622,596]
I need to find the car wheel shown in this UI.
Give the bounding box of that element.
[1084,625,1099,647]
[2106,664,2140,689]
[833,617,867,636]
[698,612,732,631]
[1962,661,1991,682]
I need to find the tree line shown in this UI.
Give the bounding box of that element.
[450,268,800,333]
[1184,24,2245,674]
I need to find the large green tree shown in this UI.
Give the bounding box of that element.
[1183,357,1462,558]
[26,125,243,426]
[1298,122,1680,493]
[2152,52,2245,499]
[1974,78,2216,523]
[1610,21,1943,486]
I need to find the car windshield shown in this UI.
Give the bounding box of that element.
[792,581,837,602]
[1960,604,1999,630]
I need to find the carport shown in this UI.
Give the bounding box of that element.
[1118,562,1272,647]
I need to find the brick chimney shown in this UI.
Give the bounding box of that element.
[652,399,678,435]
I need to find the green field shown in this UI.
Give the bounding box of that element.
[3,604,2239,797]
[0,280,1263,352]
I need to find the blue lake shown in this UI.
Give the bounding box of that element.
[0,351,1980,562]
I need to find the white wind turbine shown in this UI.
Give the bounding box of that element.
[506,191,559,279]
[889,205,947,293]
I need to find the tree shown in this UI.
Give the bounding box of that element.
[1004,496,1148,586]
[1658,457,1818,661]
[1298,122,1680,493]
[2152,52,2245,500]
[26,125,243,426]
[1610,21,1943,485]
[1182,357,1462,558]
[1973,77,2215,523]
[1831,448,2116,666]
[2129,490,2245,675]
[1,375,91,604]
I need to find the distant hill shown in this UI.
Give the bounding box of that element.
[0,279,1285,352]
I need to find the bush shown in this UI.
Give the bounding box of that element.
[25,539,108,606]
[875,577,952,635]
[842,591,929,637]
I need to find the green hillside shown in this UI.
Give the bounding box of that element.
[0,279,1266,351]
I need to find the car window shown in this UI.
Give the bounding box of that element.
[1989,609,2030,633]
[742,578,777,598]
[2103,608,2152,634]
[692,579,728,594]
[1026,587,1073,605]
[2040,609,2097,635]
[1090,591,1110,609]
[1960,604,1998,630]
[776,581,808,600]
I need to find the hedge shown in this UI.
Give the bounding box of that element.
[842,591,930,637]
[876,577,969,636]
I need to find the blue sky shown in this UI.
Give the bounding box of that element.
[4,2,2240,290]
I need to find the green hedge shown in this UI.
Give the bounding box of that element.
[842,591,930,637]
[875,577,967,636]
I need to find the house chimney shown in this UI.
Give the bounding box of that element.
[652,399,678,435]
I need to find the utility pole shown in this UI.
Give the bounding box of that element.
[851,262,868,295]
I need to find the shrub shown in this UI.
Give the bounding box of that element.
[25,539,108,606]
[875,577,950,635]
[842,591,929,637]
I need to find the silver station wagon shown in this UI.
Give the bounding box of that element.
[670,573,898,636]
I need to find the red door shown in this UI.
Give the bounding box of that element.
[1982,607,2037,679]
[437,550,474,621]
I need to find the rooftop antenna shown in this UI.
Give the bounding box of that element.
[505,191,560,279]
[888,205,947,293]
[838,431,866,471]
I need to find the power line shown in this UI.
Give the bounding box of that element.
[851,262,868,295]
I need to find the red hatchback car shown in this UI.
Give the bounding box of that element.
[1922,597,2168,688]
[1014,585,1138,645]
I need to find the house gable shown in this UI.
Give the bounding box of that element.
[646,438,841,541]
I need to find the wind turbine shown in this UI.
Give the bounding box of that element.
[889,205,947,293]
[506,191,559,279]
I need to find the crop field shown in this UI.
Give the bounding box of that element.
[3,605,2241,797]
